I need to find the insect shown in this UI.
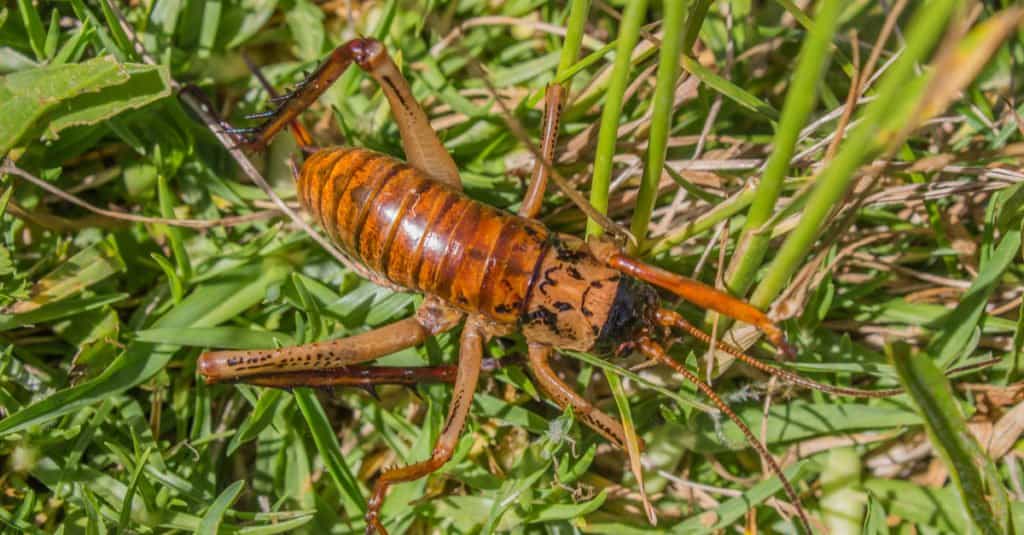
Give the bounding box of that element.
[198,38,907,534]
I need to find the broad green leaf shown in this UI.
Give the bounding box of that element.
[0,56,171,154]
[889,343,1011,534]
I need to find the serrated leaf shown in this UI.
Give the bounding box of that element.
[0,56,171,154]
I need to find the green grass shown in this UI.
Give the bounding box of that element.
[2,1,1024,533]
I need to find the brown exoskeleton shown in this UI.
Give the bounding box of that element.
[198,38,906,534]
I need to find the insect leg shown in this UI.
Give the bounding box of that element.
[240,50,316,151]
[637,337,813,535]
[247,38,461,189]
[365,319,485,535]
[518,84,565,218]
[604,253,797,359]
[230,357,510,389]
[198,316,432,384]
[525,343,628,449]
[240,39,371,150]
[232,364,456,389]
[353,41,462,190]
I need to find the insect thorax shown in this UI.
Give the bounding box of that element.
[519,236,657,354]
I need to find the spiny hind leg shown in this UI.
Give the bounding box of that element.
[365,318,486,534]
[198,316,432,384]
[199,300,464,384]
[525,343,628,449]
[244,38,462,190]
[233,358,511,390]
[518,84,565,218]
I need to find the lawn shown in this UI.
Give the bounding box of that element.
[2,0,1023,533]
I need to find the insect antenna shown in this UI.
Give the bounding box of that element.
[654,308,1000,398]
[637,336,813,535]
[655,308,904,398]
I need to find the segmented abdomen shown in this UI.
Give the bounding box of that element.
[298,147,548,323]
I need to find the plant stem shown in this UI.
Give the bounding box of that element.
[630,0,687,252]
[556,0,592,80]
[724,0,842,298]
[748,0,958,310]
[586,0,649,238]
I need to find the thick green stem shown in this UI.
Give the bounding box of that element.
[724,0,841,298]
[630,0,687,252]
[749,0,958,310]
[556,0,592,79]
[586,0,648,238]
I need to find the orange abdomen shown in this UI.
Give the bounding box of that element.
[298,147,548,323]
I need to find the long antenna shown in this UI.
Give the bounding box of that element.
[638,337,813,535]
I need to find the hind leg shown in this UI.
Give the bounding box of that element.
[364,319,486,534]
[199,316,434,383]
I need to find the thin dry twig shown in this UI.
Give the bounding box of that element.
[1,162,279,230]
[430,16,605,57]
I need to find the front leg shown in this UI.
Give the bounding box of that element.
[365,318,486,534]
[525,343,628,449]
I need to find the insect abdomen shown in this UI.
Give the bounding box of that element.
[298,148,548,323]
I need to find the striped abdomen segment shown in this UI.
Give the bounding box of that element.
[297,147,549,324]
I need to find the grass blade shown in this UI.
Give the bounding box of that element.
[724,0,842,297]
[749,0,959,310]
[630,0,687,252]
[585,0,648,237]
[888,342,1011,535]
[293,388,367,516]
[605,371,655,525]
[197,480,245,535]
[928,188,1022,367]
[678,55,778,120]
